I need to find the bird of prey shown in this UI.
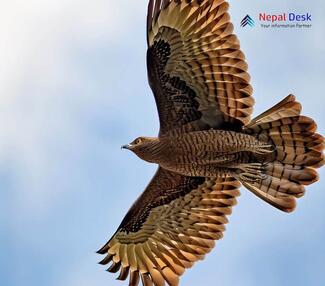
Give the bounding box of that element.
[97,1,324,285]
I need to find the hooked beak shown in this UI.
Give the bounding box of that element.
[121,144,130,150]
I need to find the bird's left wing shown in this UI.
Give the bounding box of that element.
[147,0,254,135]
[98,168,240,286]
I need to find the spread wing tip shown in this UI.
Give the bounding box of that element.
[98,170,240,286]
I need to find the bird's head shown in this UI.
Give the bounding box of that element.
[121,136,160,162]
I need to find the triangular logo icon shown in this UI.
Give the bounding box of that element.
[241,15,255,27]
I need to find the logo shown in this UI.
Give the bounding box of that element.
[259,12,311,22]
[241,12,312,29]
[241,15,255,27]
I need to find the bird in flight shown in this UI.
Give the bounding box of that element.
[97,1,324,285]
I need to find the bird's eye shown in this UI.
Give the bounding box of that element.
[134,138,142,145]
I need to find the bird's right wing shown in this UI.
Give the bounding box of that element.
[98,167,240,286]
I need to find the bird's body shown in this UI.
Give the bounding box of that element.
[132,129,272,178]
[98,1,324,285]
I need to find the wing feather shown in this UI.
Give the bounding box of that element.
[98,168,240,286]
[147,0,254,135]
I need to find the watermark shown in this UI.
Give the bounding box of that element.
[241,15,255,27]
[241,12,312,29]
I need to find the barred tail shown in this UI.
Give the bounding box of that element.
[243,95,324,212]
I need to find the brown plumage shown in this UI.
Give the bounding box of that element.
[98,1,324,285]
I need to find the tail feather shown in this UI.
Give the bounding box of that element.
[265,163,319,186]
[246,94,301,128]
[241,181,298,212]
[242,95,324,212]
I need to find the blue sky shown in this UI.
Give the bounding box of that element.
[0,1,324,285]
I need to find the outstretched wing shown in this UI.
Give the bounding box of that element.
[147,0,254,135]
[98,168,240,286]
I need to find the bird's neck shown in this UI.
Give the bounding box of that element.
[135,137,168,164]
